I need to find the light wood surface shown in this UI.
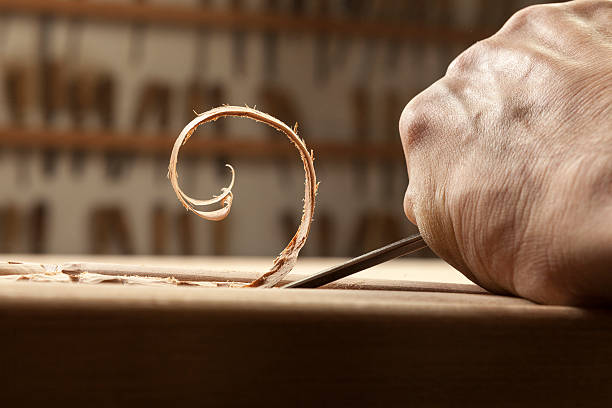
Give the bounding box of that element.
[1,255,611,406]
[0,254,473,283]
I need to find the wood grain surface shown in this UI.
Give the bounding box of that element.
[0,257,611,406]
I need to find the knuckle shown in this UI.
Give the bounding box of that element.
[499,3,560,35]
[446,48,475,76]
[403,188,417,225]
[445,39,494,77]
[399,95,434,149]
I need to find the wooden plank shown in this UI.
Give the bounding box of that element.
[0,127,404,161]
[0,261,488,294]
[0,280,611,406]
[0,0,492,43]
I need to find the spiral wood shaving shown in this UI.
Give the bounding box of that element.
[168,106,317,288]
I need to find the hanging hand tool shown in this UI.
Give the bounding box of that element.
[290,0,305,14]
[381,91,400,200]
[4,67,27,125]
[183,82,204,191]
[355,0,384,81]
[67,75,87,174]
[209,84,228,176]
[478,0,516,30]
[209,92,230,256]
[348,211,379,257]
[109,207,133,255]
[90,208,108,254]
[177,211,194,256]
[281,209,299,253]
[332,0,366,70]
[261,1,304,186]
[90,207,133,255]
[152,205,168,255]
[231,0,246,75]
[283,233,427,288]
[4,65,32,184]
[133,81,170,182]
[262,0,280,77]
[260,86,303,186]
[316,210,334,257]
[383,0,404,73]
[129,0,147,64]
[212,218,229,256]
[381,91,405,245]
[65,2,90,177]
[351,87,369,193]
[38,13,64,178]
[29,202,48,254]
[313,0,331,83]
[95,74,121,179]
[0,204,21,253]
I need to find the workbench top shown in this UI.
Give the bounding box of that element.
[1,255,611,406]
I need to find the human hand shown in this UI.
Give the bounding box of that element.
[400,0,612,305]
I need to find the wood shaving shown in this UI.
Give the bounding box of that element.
[168,106,317,288]
[0,271,240,287]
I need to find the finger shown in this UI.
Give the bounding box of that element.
[403,188,417,226]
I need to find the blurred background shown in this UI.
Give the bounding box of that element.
[0,0,550,258]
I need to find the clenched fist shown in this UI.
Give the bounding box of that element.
[400,0,611,305]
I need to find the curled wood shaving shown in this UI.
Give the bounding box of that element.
[168,106,317,288]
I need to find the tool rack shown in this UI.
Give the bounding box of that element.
[0,0,531,257]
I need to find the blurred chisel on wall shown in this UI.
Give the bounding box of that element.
[381,90,400,200]
[67,73,88,175]
[65,1,90,177]
[262,0,279,78]
[133,81,170,182]
[177,211,194,256]
[96,74,119,179]
[38,13,64,178]
[281,209,299,254]
[129,0,146,64]
[109,207,133,255]
[212,218,228,256]
[231,0,246,75]
[0,13,9,166]
[210,88,229,257]
[0,204,21,253]
[291,0,305,15]
[195,0,210,75]
[90,207,133,255]
[90,207,109,254]
[351,87,369,193]
[479,0,516,31]
[209,84,228,177]
[355,0,384,81]
[381,90,407,246]
[260,86,302,186]
[30,202,48,254]
[4,65,32,185]
[349,211,402,257]
[185,1,210,193]
[383,0,403,73]
[332,0,365,70]
[151,204,167,255]
[316,210,334,257]
[313,0,330,83]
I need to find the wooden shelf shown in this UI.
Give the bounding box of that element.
[0,0,491,43]
[0,127,405,162]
